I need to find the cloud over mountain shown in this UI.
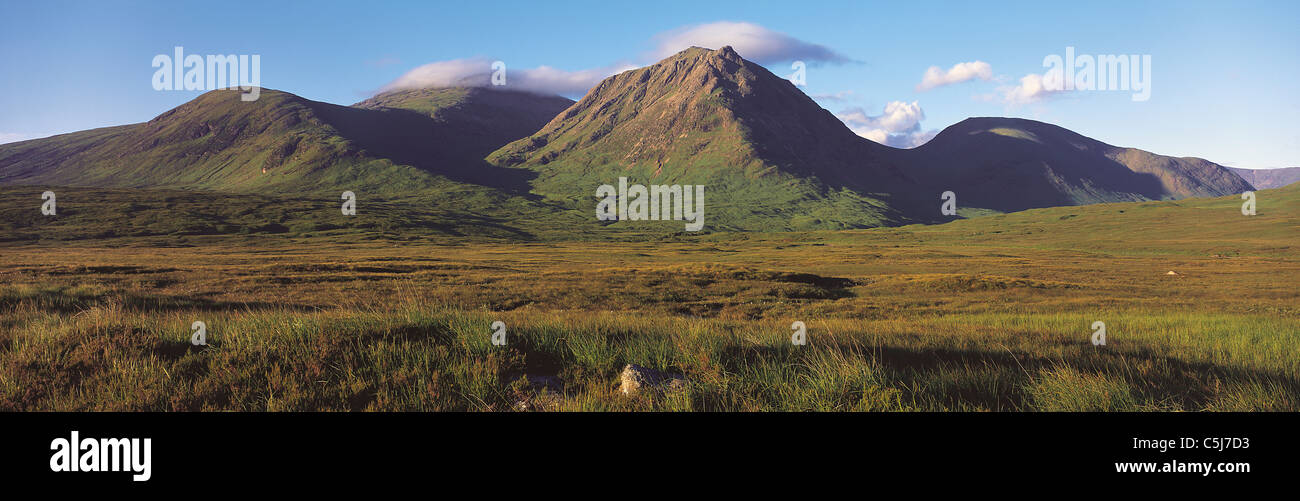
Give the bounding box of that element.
[380,58,635,97]
[381,21,848,98]
[837,101,937,148]
[649,21,851,64]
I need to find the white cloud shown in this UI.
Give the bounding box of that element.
[1000,69,1067,105]
[379,58,636,97]
[837,101,937,148]
[649,21,851,64]
[839,101,924,133]
[510,64,639,96]
[381,59,491,90]
[916,61,993,91]
[379,21,847,98]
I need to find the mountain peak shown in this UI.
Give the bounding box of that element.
[486,42,915,229]
[658,45,747,76]
[492,41,901,183]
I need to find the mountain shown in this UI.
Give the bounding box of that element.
[904,117,1255,213]
[489,46,1255,227]
[0,87,572,194]
[488,46,923,230]
[350,86,573,182]
[0,46,1264,232]
[355,86,573,144]
[1228,166,1300,190]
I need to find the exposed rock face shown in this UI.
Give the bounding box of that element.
[619,364,687,396]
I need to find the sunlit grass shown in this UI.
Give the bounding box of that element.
[2,184,1297,411]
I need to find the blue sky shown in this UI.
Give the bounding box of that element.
[1,0,1297,167]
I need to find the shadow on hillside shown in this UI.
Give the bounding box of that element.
[902,130,1169,213]
[305,102,539,196]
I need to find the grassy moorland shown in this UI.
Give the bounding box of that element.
[0,184,1296,411]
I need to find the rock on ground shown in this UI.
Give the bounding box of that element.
[620,364,687,396]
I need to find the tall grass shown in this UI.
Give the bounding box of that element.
[3,292,1294,411]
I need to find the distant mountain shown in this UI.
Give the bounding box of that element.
[904,117,1254,212]
[0,87,571,194]
[489,46,922,230]
[1227,166,1300,190]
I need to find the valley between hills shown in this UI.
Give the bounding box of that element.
[0,46,1296,411]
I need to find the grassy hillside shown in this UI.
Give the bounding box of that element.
[0,87,571,196]
[0,90,427,193]
[1,184,1294,411]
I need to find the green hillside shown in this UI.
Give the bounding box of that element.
[0,90,420,193]
[0,87,572,196]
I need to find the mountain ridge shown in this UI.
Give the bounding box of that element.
[1228,166,1300,190]
[0,86,572,194]
[0,46,1265,231]
[903,116,1253,212]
